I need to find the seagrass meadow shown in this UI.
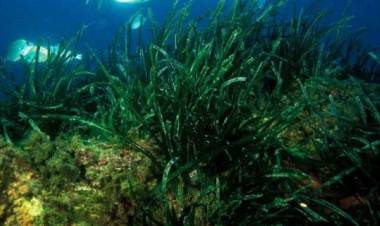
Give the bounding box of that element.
[1,0,380,225]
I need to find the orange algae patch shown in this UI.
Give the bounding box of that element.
[5,172,43,226]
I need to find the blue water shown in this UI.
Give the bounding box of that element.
[0,0,379,58]
[0,0,218,56]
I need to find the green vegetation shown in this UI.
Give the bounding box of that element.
[1,0,380,225]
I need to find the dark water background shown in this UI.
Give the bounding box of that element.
[0,0,379,61]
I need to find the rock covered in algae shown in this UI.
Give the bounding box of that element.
[5,172,43,226]
[1,137,43,226]
[1,131,155,225]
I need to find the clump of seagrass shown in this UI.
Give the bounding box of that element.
[0,30,99,141]
[86,0,380,225]
[1,0,380,225]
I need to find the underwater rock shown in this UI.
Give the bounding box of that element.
[4,172,43,226]
[5,39,32,62]
[5,39,82,64]
[128,12,146,30]
[0,139,43,226]
[1,132,156,225]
